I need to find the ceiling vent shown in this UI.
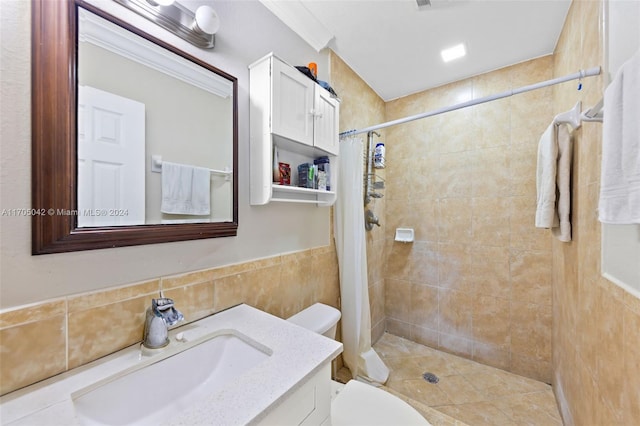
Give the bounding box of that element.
[416,0,431,9]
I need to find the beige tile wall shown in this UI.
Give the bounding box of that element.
[552,0,640,424]
[330,52,387,342]
[0,246,340,396]
[382,56,556,382]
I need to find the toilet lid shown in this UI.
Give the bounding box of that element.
[331,380,431,426]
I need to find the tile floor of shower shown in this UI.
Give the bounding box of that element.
[337,333,562,426]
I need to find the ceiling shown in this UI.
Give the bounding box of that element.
[260,0,572,101]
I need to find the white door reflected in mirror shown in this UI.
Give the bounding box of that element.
[77,86,146,227]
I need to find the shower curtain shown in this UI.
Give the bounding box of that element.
[334,135,389,385]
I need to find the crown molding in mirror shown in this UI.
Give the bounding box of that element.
[78,9,232,98]
[31,0,238,254]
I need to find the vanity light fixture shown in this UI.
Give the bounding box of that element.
[113,0,219,49]
[440,43,466,63]
[147,0,175,6]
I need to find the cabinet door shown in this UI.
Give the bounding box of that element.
[271,58,315,147]
[313,88,340,155]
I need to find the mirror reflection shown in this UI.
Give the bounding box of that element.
[77,8,234,227]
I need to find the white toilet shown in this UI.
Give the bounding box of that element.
[287,303,431,426]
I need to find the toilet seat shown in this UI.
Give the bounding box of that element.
[286,305,430,425]
[331,380,431,426]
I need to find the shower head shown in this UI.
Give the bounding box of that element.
[416,0,431,8]
[364,191,383,205]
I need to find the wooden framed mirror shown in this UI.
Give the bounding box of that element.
[31,0,238,254]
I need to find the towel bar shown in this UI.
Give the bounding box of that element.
[555,101,582,129]
[581,98,604,122]
[151,155,232,181]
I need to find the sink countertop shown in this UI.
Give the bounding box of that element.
[0,304,343,425]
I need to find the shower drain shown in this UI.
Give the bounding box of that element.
[422,372,439,384]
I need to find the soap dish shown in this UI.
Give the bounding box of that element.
[394,228,414,243]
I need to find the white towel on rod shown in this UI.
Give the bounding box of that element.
[535,123,559,229]
[161,161,211,215]
[599,49,640,224]
[535,121,574,241]
[552,124,573,242]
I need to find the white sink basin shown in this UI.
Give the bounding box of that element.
[72,331,271,426]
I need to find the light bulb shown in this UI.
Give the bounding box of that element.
[194,5,220,35]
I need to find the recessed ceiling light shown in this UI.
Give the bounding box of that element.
[441,43,466,63]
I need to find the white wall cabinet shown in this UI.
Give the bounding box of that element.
[250,53,339,206]
[313,88,340,155]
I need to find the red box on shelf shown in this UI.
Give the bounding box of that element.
[278,162,291,185]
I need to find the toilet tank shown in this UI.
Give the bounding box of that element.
[287,303,341,339]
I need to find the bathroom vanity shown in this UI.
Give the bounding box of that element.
[0,304,343,425]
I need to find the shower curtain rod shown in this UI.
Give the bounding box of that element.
[339,66,601,137]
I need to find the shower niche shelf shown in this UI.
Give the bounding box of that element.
[249,53,339,206]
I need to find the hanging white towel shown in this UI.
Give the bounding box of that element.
[161,161,211,215]
[535,120,574,241]
[599,49,640,224]
[535,123,560,229]
[552,124,573,242]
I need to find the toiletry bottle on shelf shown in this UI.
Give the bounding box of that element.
[317,171,327,191]
[273,146,280,182]
[314,156,331,191]
[374,142,385,168]
[298,163,311,188]
[308,62,317,78]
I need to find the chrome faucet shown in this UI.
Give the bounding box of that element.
[142,296,184,349]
